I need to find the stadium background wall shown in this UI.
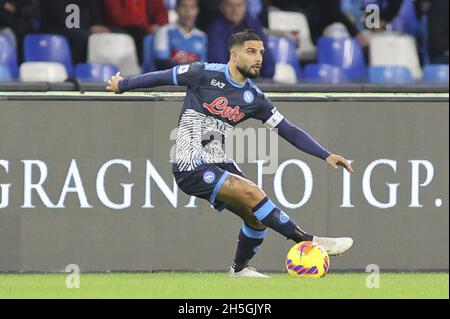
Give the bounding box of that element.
[0,92,448,272]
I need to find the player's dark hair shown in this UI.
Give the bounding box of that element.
[228,29,262,51]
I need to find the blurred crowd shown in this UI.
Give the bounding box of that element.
[0,0,448,83]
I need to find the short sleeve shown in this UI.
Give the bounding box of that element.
[173,62,204,87]
[252,93,285,129]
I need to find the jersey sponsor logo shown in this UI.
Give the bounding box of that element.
[202,97,246,123]
[203,170,216,184]
[211,79,226,89]
[243,90,254,104]
[172,50,199,65]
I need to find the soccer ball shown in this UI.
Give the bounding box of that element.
[286,241,330,278]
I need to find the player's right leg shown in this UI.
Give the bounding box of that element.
[215,174,354,257]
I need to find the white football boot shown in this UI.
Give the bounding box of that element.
[229,266,271,278]
[313,236,354,256]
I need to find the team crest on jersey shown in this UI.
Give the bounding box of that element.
[243,90,254,104]
[203,97,246,122]
[279,211,290,224]
[203,171,216,184]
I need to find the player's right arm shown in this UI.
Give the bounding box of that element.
[106,62,204,94]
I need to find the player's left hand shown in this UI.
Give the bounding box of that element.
[326,154,353,173]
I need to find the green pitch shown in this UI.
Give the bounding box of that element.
[0,272,447,299]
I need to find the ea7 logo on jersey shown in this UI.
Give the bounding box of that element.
[211,79,226,89]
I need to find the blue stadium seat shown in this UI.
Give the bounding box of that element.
[142,35,156,73]
[317,37,367,81]
[304,64,350,84]
[423,65,449,84]
[0,35,19,78]
[75,63,119,83]
[369,66,414,84]
[0,64,13,81]
[24,34,74,77]
[267,35,302,78]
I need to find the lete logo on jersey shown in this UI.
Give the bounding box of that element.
[202,97,246,123]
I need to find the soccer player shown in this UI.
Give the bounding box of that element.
[107,29,354,278]
[154,0,207,70]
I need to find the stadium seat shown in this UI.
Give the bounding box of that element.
[304,64,350,84]
[423,65,449,84]
[168,10,179,24]
[369,33,422,80]
[88,33,141,77]
[369,66,415,84]
[20,62,68,82]
[24,34,74,77]
[323,23,351,39]
[317,37,367,81]
[273,63,297,84]
[268,10,316,61]
[267,35,302,79]
[142,35,156,74]
[0,34,19,78]
[75,63,119,83]
[164,0,178,22]
[0,64,12,81]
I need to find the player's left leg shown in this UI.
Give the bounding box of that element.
[225,202,269,277]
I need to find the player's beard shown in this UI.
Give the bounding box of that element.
[236,64,261,79]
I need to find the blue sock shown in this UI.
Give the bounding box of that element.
[232,224,267,272]
[252,197,313,243]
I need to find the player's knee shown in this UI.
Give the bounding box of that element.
[242,184,266,204]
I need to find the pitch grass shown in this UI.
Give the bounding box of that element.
[0,272,448,299]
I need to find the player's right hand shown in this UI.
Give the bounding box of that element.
[106,72,123,94]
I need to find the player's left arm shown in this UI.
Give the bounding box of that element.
[275,117,353,173]
[254,94,353,173]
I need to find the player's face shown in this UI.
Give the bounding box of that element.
[221,0,247,25]
[177,0,199,27]
[234,40,264,79]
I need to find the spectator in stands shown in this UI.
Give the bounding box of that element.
[207,0,275,79]
[197,0,221,31]
[103,0,168,63]
[197,0,268,31]
[270,0,369,48]
[0,0,40,60]
[341,0,368,32]
[41,0,110,65]
[154,0,207,70]
[427,0,448,64]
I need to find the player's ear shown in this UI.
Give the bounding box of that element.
[230,49,236,63]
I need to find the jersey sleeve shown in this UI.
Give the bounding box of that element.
[173,62,204,87]
[252,93,285,129]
